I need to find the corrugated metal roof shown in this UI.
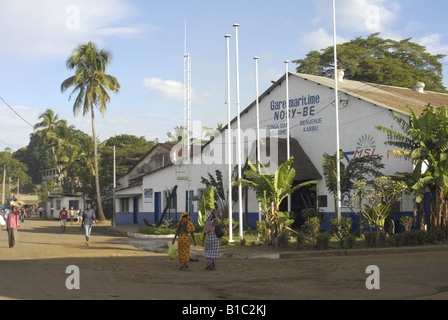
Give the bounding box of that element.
[293,72,448,116]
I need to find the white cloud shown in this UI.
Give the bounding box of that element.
[143,78,184,102]
[419,34,448,57]
[299,27,348,52]
[0,0,159,58]
[299,0,401,52]
[312,0,401,34]
[143,77,215,105]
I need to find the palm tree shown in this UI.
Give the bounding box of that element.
[61,41,121,221]
[34,108,62,160]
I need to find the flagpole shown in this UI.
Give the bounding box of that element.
[284,60,291,212]
[233,23,243,240]
[333,0,341,221]
[225,34,233,243]
[254,56,261,225]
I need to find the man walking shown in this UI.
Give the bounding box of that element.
[81,204,97,246]
[59,206,68,232]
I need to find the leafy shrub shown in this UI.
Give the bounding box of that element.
[400,216,413,232]
[138,226,176,235]
[303,216,320,245]
[219,236,229,246]
[295,232,306,250]
[278,231,289,249]
[316,231,331,250]
[389,233,403,247]
[346,234,357,249]
[364,232,377,247]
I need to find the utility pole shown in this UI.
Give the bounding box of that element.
[2,165,5,205]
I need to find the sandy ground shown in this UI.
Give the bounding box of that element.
[1,218,448,301]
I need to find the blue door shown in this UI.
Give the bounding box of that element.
[154,192,161,224]
[133,197,139,224]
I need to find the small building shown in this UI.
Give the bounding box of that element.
[45,193,85,219]
[114,143,175,225]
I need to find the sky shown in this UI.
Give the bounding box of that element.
[1,0,448,151]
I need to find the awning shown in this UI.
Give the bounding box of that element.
[114,193,141,199]
[247,137,322,181]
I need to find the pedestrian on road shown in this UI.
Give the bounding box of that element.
[7,203,20,248]
[202,208,220,271]
[69,207,75,225]
[59,206,68,232]
[82,204,97,246]
[172,212,196,271]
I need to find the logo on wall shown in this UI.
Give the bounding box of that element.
[354,134,379,158]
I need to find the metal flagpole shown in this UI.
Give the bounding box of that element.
[332,0,341,221]
[225,34,234,243]
[113,146,116,227]
[233,23,243,240]
[254,56,262,226]
[285,60,291,212]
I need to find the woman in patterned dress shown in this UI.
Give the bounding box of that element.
[172,212,196,270]
[202,210,219,271]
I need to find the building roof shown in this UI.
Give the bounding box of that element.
[293,73,448,116]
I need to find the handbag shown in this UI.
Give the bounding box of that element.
[168,243,177,260]
[213,218,224,238]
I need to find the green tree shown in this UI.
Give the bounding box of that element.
[322,150,384,223]
[61,41,121,221]
[376,104,448,230]
[234,157,315,246]
[346,177,408,237]
[294,33,447,92]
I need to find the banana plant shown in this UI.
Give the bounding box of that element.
[235,157,316,246]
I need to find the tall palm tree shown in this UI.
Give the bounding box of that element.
[61,41,121,221]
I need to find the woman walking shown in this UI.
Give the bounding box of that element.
[172,212,196,270]
[7,203,20,248]
[202,210,220,271]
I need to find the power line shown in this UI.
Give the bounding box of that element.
[0,96,34,128]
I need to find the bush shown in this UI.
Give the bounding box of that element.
[278,231,289,249]
[138,226,176,235]
[295,232,306,250]
[330,216,352,240]
[219,236,229,246]
[364,232,377,247]
[316,231,331,250]
[303,216,321,245]
[389,233,403,247]
[426,228,445,244]
[346,234,357,249]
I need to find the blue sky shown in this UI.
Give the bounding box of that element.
[1,0,448,151]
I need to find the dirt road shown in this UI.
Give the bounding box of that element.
[1,218,448,301]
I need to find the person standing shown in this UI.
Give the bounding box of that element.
[82,204,97,246]
[69,207,75,225]
[7,203,20,248]
[59,206,68,232]
[202,209,220,271]
[172,212,196,271]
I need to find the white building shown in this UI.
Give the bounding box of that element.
[115,72,448,231]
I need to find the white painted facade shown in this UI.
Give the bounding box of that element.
[115,72,448,229]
